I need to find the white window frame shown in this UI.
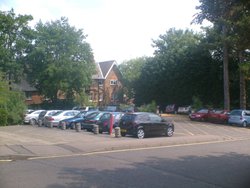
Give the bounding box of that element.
[110,80,118,85]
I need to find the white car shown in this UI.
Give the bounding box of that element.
[45,110,80,127]
[38,110,62,126]
[24,110,45,124]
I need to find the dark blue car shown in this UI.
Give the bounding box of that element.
[58,111,87,129]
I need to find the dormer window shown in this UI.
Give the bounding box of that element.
[110,80,118,85]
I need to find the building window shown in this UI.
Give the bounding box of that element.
[25,91,32,100]
[110,80,118,85]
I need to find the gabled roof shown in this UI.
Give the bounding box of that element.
[92,62,104,79]
[12,78,37,92]
[96,60,117,79]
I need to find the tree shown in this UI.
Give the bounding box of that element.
[119,57,147,100]
[230,1,250,109]
[194,0,233,110]
[133,28,223,108]
[194,0,250,109]
[0,71,26,125]
[0,9,33,82]
[26,17,95,102]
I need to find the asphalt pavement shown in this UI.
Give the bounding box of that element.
[1,114,249,161]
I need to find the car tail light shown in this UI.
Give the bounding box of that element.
[47,117,54,121]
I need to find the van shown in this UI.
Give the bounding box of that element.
[228,109,250,127]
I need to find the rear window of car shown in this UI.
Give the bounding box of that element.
[121,114,136,121]
[230,110,242,116]
[214,110,223,114]
[85,112,99,119]
[149,114,161,122]
[53,111,63,116]
[135,114,150,121]
[197,109,208,113]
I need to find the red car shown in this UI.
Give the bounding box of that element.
[207,109,229,124]
[189,109,211,121]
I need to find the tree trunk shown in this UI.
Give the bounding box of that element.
[222,25,230,111]
[239,51,246,109]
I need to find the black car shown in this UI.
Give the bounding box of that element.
[119,112,174,139]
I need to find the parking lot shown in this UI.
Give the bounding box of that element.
[170,115,250,140]
[1,114,250,161]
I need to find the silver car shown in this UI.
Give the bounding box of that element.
[228,109,250,127]
[45,110,80,127]
[24,110,45,124]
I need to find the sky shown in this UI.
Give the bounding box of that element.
[0,0,205,64]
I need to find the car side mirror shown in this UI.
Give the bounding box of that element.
[161,119,166,122]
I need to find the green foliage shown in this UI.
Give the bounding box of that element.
[0,72,26,125]
[134,28,223,107]
[74,92,95,107]
[6,91,26,124]
[0,109,8,126]
[194,0,250,109]
[138,101,157,113]
[0,9,33,81]
[26,17,95,102]
[192,96,203,111]
[119,57,148,99]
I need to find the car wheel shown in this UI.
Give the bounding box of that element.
[30,119,36,125]
[38,120,43,127]
[242,121,247,127]
[71,123,76,129]
[121,132,126,137]
[166,126,174,137]
[137,128,145,139]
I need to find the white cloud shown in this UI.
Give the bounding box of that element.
[0,0,203,63]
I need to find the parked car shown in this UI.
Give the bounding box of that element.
[95,112,125,133]
[81,111,104,131]
[72,106,99,111]
[165,104,177,114]
[112,112,125,128]
[207,109,229,124]
[189,109,211,121]
[228,109,250,127]
[38,110,62,126]
[45,110,80,127]
[24,110,45,124]
[58,111,87,129]
[25,109,34,115]
[177,106,192,114]
[119,112,174,139]
[96,112,113,133]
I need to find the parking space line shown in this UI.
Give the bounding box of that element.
[186,122,210,135]
[0,160,13,162]
[179,126,195,136]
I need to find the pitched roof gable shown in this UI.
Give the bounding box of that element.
[98,60,116,79]
[92,62,104,79]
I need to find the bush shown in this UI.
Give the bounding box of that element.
[6,91,26,124]
[138,101,157,113]
[192,96,203,111]
[0,109,8,126]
